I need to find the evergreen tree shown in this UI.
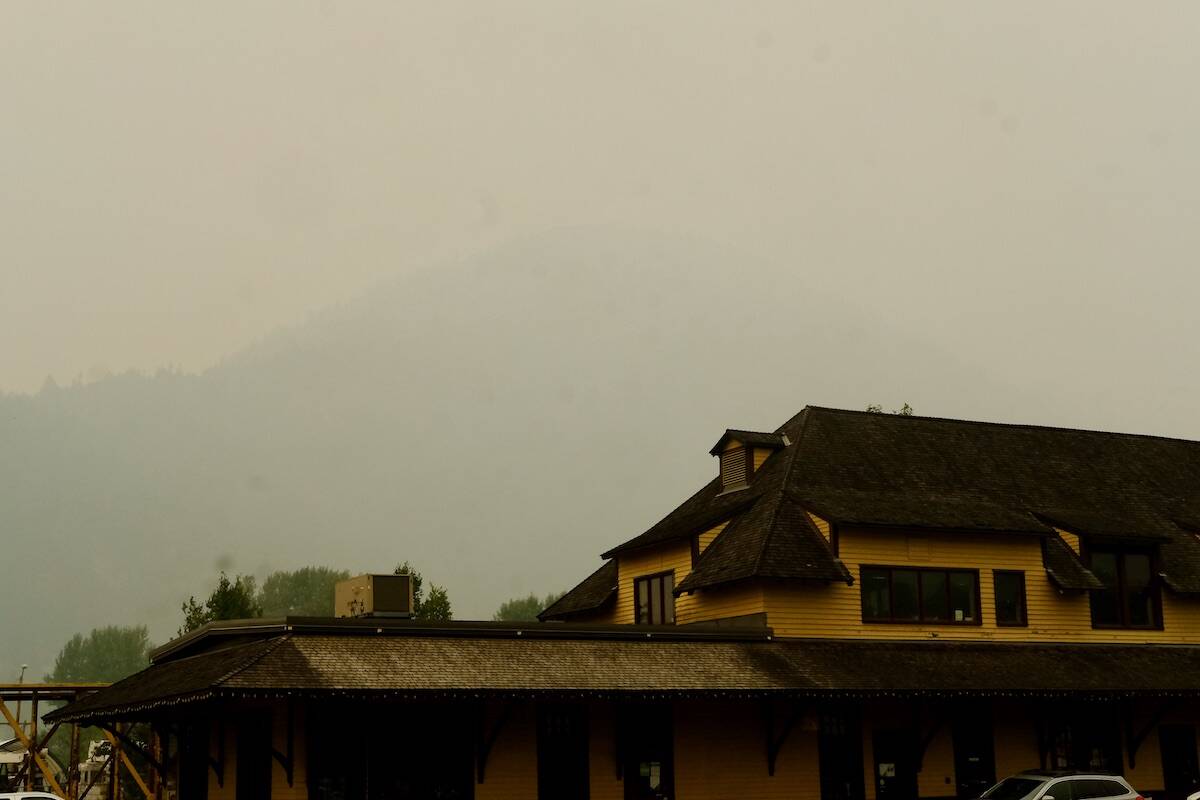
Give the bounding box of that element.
[179,572,262,635]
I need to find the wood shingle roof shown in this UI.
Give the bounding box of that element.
[592,407,1200,596]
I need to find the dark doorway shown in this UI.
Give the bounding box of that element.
[953,710,996,799]
[819,709,865,800]
[621,704,673,800]
[537,705,589,800]
[1160,725,1200,800]
[236,714,274,800]
[874,729,919,800]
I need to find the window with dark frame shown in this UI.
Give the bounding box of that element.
[1088,549,1160,629]
[634,571,675,625]
[993,570,1027,627]
[861,566,978,624]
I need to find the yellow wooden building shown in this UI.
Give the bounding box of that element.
[49,407,1200,800]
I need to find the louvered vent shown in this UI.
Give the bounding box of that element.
[720,447,748,491]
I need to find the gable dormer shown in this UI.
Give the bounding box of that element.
[710,429,788,492]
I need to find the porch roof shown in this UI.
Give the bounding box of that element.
[45,619,1200,724]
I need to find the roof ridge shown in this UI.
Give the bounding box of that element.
[211,634,291,688]
[753,409,814,575]
[803,405,1200,446]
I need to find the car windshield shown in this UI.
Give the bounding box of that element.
[983,777,1048,800]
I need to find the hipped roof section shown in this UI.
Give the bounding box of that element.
[47,626,1200,724]
[602,407,1200,594]
[538,560,617,621]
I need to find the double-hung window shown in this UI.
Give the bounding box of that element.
[861,566,978,624]
[634,571,675,625]
[1089,550,1159,629]
[993,570,1028,626]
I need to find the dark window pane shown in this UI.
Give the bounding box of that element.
[862,569,891,620]
[1126,556,1154,627]
[1051,779,1078,800]
[662,573,675,624]
[893,571,920,621]
[949,572,977,622]
[651,576,665,624]
[1091,588,1121,626]
[1125,554,1151,588]
[920,571,949,621]
[1091,552,1118,587]
[995,571,1025,625]
[637,579,650,624]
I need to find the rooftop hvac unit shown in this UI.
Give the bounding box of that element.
[334,574,414,618]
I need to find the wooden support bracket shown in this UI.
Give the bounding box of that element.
[476,702,514,784]
[99,722,168,780]
[271,703,296,788]
[1125,700,1173,770]
[912,704,946,773]
[0,697,66,797]
[209,720,225,787]
[765,702,806,777]
[9,722,60,787]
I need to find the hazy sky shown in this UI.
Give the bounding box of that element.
[4,2,1199,395]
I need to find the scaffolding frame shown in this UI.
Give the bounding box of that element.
[0,682,158,800]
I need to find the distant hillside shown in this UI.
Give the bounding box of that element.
[0,227,994,680]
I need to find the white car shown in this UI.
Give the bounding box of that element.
[979,771,1142,800]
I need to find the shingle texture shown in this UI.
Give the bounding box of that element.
[1042,537,1104,591]
[48,629,1200,722]
[603,407,1200,594]
[539,560,617,621]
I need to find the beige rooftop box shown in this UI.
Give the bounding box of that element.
[334,573,414,618]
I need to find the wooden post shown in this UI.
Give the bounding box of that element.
[149,728,159,800]
[108,724,120,800]
[26,693,38,792]
[69,721,81,800]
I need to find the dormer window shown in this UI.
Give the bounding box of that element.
[709,429,788,493]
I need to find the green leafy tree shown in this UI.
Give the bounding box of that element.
[493,592,563,621]
[46,625,152,683]
[257,566,351,617]
[179,572,262,635]
[45,626,153,789]
[393,561,453,621]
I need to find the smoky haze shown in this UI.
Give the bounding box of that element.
[2,3,1200,680]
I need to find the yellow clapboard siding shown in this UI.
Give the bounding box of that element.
[678,583,766,625]
[1057,529,1081,555]
[697,521,728,554]
[270,703,307,800]
[590,704,623,800]
[764,528,1200,642]
[807,511,832,543]
[208,721,236,800]
[676,701,820,800]
[752,448,773,471]
[615,542,694,624]
[617,536,767,626]
[476,704,538,800]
